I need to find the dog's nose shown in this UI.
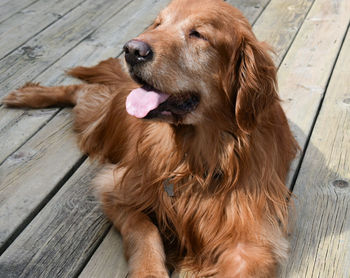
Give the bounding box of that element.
[123,40,153,66]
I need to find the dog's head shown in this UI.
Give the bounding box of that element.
[124,0,278,132]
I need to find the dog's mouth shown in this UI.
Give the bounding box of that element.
[126,76,200,122]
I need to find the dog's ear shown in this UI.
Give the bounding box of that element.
[228,35,279,133]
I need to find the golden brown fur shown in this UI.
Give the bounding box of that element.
[3,0,298,277]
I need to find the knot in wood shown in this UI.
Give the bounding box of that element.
[332,179,349,188]
[343,98,350,105]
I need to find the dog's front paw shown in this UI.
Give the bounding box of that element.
[128,270,170,278]
[2,83,44,108]
[2,89,30,107]
[2,83,56,108]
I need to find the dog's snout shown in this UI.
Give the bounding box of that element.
[123,40,153,66]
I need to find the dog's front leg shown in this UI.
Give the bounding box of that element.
[215,242,278,278]
[117,210,169,278]
[96,167,169,278]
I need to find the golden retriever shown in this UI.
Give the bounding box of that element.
[3,0,298,277]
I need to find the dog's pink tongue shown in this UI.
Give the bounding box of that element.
[126,87,169,118]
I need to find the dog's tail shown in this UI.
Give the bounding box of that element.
[67,58,131,86]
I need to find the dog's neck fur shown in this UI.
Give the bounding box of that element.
[120,121,248,208]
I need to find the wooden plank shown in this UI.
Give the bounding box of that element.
[252,0,314,66]
[0,107,57,164]
[275,0,350,187]
[0,0,87,60]
[0,160,110,278]
[226,0,270,24]
[0,109,82,249]
[0,0,130,100]
[0,0,38,23]
[79,228,128,278]
[279,27,350,278]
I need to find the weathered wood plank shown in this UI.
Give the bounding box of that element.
[0,0,38,23]
[0,0,130,100]
[279,27,350,278]
[0,160,110,278]
[0,108,58,164]
[79,228,128,278]
[0,109,82,250]
[275,0,350,187]
[226,0,270,24]
[0,0,87,60]
[252,0,314,66]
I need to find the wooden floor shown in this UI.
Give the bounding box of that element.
[0,0,349,277]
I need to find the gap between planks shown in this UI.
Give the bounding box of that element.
[0,0,39,24]
[0,0,89,61]
[280,24,350,278]
[288,21,350,192]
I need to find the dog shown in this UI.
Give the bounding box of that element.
[3,0,299,277]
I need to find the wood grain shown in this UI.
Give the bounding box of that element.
[0,0,38,23]
[0,109,82,249]
[0,107,57,164]
[0,161,110,278]
[279,27,350,278]
[227,0,270,24]
[0,0,129,99]
[79,228,128,278]
[276,0,350,188]
[0,0,87,60]
[252,0,314,66]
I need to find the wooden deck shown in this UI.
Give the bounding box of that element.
[0,0,349,277]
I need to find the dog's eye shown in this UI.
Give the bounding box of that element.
[189,30,206,40]
[154,21,161,28]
